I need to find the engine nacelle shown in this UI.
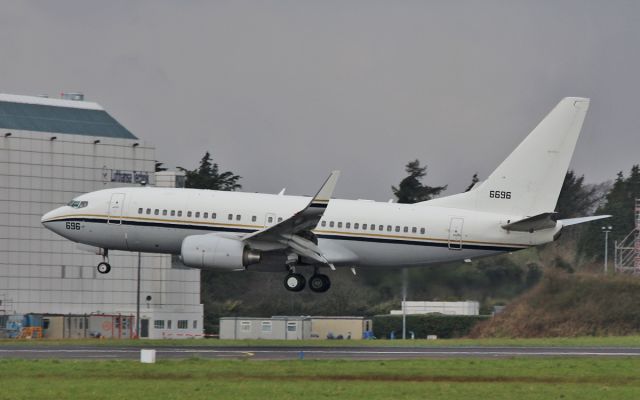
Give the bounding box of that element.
[180,234,261,271]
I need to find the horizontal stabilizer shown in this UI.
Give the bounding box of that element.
[502,212,557,232]
[560,215,611,227]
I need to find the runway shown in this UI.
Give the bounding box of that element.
[2,345,640,360]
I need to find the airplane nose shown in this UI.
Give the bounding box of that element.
[41,207,62,227]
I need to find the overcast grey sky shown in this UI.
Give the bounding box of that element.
[1,1,639,200]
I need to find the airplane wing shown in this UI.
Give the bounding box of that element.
[243,171,340,267]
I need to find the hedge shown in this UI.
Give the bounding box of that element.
[372,314,490,339]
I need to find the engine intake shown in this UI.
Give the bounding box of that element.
[181,235,261,270]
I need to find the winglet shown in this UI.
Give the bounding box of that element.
[309,170,340,209]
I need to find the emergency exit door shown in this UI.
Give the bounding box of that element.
[448,217,464,250]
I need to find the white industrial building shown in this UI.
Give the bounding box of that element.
[0,93,203,339]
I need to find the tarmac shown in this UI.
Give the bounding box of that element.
[2,345,640,360]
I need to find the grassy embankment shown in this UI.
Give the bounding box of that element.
[0,357,639,400]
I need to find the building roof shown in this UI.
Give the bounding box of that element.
[0,93,137,139]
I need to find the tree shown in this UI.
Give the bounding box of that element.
[154,161,167,172]
[392,159,447,204]
[179,151,241,191]
[465,173,479,192]
[555,170,600,219]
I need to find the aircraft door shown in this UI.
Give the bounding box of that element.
[107,193,126,224]
[448,217,464,250]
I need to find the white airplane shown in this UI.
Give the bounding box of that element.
[42,97,608,293]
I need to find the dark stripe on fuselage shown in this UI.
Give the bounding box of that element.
[51,217,525,252]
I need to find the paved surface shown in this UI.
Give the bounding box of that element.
[2,345,640,360]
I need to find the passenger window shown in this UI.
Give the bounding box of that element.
[420,228,426,234]
[228,214,233,220]
[154,209,159,216]
[252,216,257,222]
[362,223,367,230]
[277,217,283,222]
[379,225,384,231]
[387,225,392,232]
[138,208,143,214]
[346,222,351,229]
[321,221,326,227]
[162,210,167,216]
[204,212,208,219]
[187,211,192,217]
[195,212,200,218]
[171,210,175,217]
[395,226,400,232]
[236,215,241,221]
[412,227,417,233]
[404,226,408,233]
[212,213,216,219]
[354,223,359,229]
[146,208,151,215]
[337,222,342,228]
[178,211,182,217]
[330,221,335,228]
[268,216,273,223]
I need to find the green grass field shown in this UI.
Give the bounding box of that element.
[2,335,640,347]
[0,357,639,400]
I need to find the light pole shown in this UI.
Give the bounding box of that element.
[401,268,407,340]
[136,251,141,338]
[601,226,612,274]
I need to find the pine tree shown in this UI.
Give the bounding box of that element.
[392,159,447,203]
[465,173,479,192]
[179,152,241,191]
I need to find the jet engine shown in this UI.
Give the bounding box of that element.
[180,234,261,270]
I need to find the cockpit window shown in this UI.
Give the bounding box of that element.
[67,200,88,209]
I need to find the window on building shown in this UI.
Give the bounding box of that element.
[154,209,159,215]
[261,321,272,333]
[138,208,143,214]
[195,211,200,218]
[154,320,165,329]
[287,322,297,332]
[177,211,182,217]
[171,210,175,217]
[240,321,251,332]
[420,228,426,234]
[177,320,188,329]
[167,320,172,329]
[146,208,151,215]
[203,212,208,218]
[187,211,192,217]
[193,320,198,329]
[228,214,233,220]
[162,210,167,216]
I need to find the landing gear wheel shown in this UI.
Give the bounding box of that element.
[97,262,111,274]
[284,273,306,292]
[309,274,331,293]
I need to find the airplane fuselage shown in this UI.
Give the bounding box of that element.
[42,186,556,270]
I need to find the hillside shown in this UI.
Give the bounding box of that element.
[470,271,640,338]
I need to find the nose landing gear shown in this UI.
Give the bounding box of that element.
[96,249,111,274]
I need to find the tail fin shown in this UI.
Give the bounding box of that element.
[425,97,590,217]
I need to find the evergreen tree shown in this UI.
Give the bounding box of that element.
[555,170,600,219]
[392,159,447,204]
[579,165,640,259]
[179,151,241,191]
[154,161,167,172]
[465,173,479,192]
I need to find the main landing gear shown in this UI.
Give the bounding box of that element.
[283,270,331,293]
[97,249,111,274]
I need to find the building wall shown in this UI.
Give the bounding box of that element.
[310,317,371,339]
[1,113,203,338]
[219,317,311,340]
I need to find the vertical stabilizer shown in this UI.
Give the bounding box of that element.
[424,98,590,217]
